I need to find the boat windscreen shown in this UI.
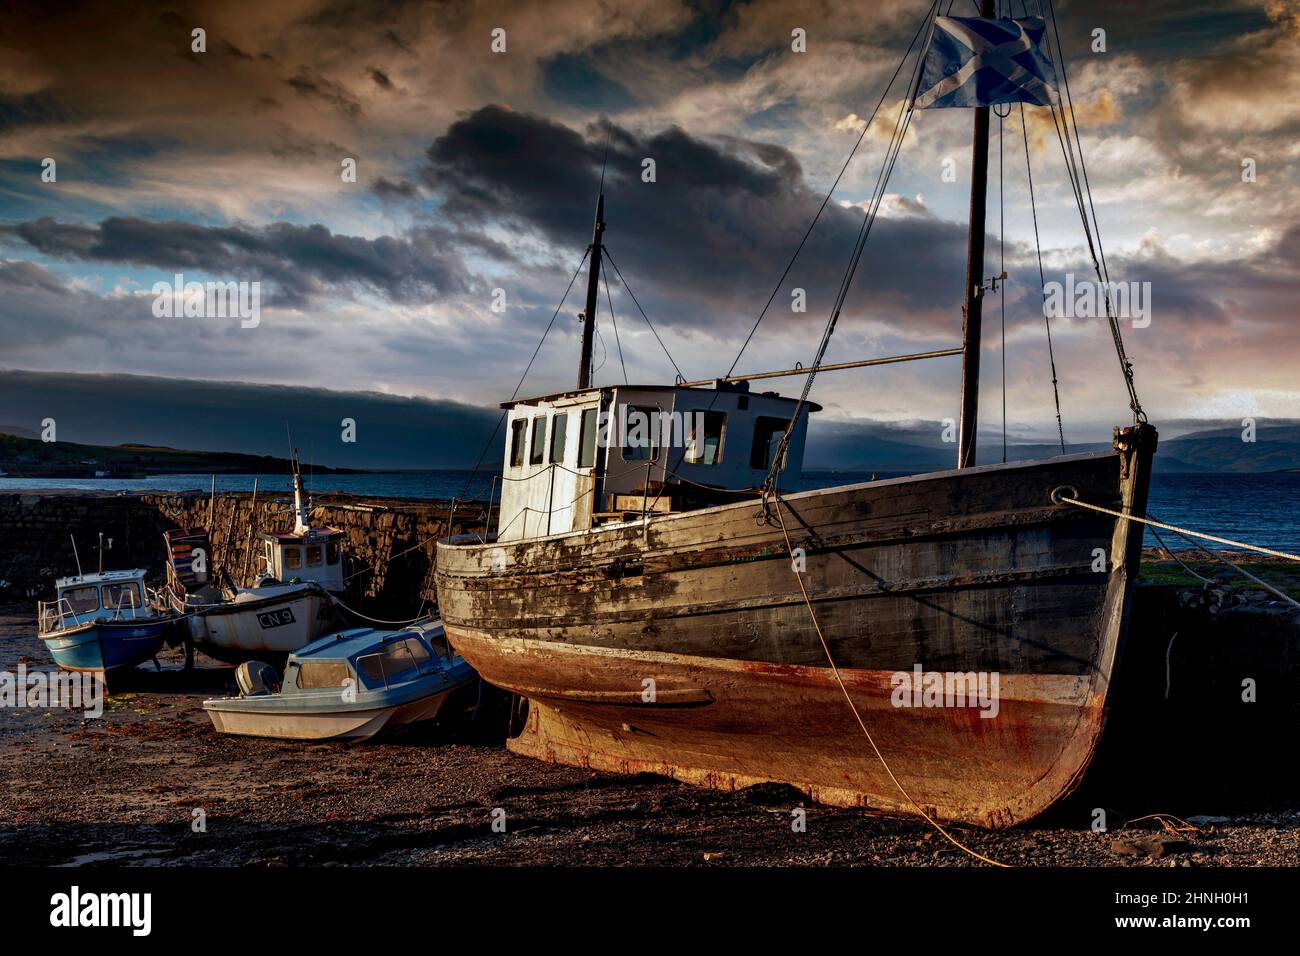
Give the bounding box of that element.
[62,586,100,614]
[356,640,425,688]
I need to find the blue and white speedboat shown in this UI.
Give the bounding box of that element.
[202,619,477,740]
[38,569,173,674]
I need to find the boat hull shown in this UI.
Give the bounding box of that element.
[40,619,170,674]
[435,427,1156,827]
[189,588,338,664]
[203,683,466,740]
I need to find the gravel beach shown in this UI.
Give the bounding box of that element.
[2,602,1297,867]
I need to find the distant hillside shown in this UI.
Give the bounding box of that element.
[1156,424,1300,472]
[0,432,363,479]
[804,421,1300,474]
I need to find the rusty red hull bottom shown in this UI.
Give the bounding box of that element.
[453,629,1104,828]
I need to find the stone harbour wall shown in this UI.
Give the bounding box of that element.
[0,491,490,617]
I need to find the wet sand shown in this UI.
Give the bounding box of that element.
[2,602,1297,867]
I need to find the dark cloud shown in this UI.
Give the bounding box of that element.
[0,90,68,134]
[220,40,255,61]
[0,369,500,470]
[0,216,476,307]
[372,176,419,201]
[419,105,979,338]
[286,67,362,118]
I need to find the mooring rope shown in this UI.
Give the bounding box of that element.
[1053,493,1300,563]
[771,494,1008,867]
[1157,524,1300,611]
[326,593,431,628]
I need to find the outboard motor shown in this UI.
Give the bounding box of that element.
[235,661,280,697]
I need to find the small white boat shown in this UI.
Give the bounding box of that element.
[202,619,476,740]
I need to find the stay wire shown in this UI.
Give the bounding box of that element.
[602,246,684,382]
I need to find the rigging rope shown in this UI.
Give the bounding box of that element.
[997,100,1008,462]
[725,0,942,378]
[453,248,592,503]
[1019,101,1067,453]
[1041,0,1145,424]
[602,246,684,382]
[761,4,936,501]
[601,258,629,385]
[637,2,944,519]
[1154,525,1300,611]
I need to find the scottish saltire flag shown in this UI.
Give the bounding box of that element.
[913,17,1059,110]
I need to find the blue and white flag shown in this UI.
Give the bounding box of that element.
[913,16,1059,110]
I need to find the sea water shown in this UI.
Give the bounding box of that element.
[2,471,1298,553]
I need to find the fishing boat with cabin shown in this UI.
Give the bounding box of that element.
[435,2,1157,828]
[167,455,344,664]
[202,619,475,740]
[39,562,174,675]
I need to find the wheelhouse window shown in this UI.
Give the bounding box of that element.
[284,547,302,570]
[549,412,569,464]
[305,545,323,566]
[102,582,141,609]
[684,411,726,466]
[62,586,100,614]
[509,419,527,468]
[621,405,660,462]
[529,416,547,465]
[326,541,340,565]
[578,408,599,469]
[751,416,789,471]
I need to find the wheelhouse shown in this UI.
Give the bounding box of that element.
[259,528,346,593]
[281,626,453,696]
[496,380,818,542]
[39,569,154,633]
[257,454,347,592]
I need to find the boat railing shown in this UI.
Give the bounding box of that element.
[37,597,82,634]
[155,583,187,614]
[107,587,132,621]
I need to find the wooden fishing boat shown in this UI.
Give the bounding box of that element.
[436,3,1156,827]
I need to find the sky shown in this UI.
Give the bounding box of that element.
[1,0,1298,467]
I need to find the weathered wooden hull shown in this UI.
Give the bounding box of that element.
[435,427,1156,827]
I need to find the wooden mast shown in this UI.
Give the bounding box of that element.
[577,193,606,389]
[956,0,995,469]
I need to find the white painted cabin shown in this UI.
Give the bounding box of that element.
[496,381,817,542]
[257,463,346,593]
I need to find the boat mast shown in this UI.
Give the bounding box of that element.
[956,0,995,469]
[576,193,605,389]
[290,449,310,535]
